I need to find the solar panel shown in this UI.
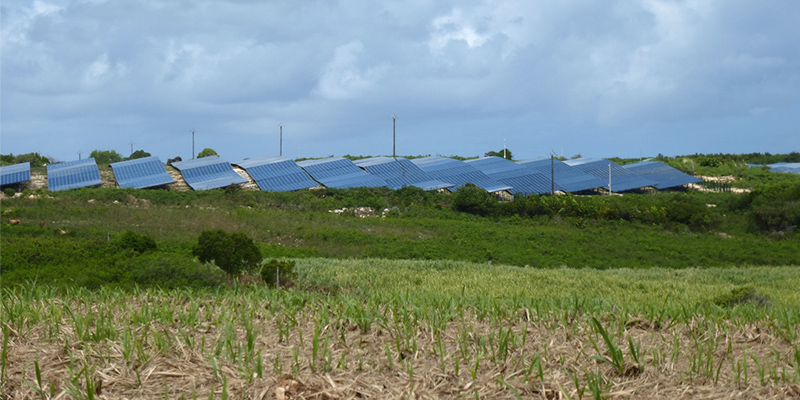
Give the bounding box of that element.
[622,161,702,189]
[110,156,175,189]
[564,158,657,192]
[47,158,103,191]
[410,156,513,193]
[296,157,387,189]
[465,157,563,195]
[354,157,455,191]
[766,163,800,174]
[517,158,607,193]
[1,162,31,186]
[170,156,248,190]
[232,156,319,191]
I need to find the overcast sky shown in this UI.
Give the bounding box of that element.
[2,0,799,163]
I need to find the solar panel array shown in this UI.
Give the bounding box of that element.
[516,158,606,193]
[47,158,103,191]
[465,157,562,195]
[354,157,455,191]
[565,158,657,192]
[110,156,175,189]
[297,157,387,189]
[171,156,248,190]
[410,156,513,193]
[622,161,702,189]
[0,162,31,186]
[766,163,800,174]
[233,156,319,191]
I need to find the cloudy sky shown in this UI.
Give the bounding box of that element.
[2,0,799,163]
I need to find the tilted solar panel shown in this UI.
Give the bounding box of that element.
[1,162,31,186]
[297,157,387,189]
[110,156,175,189]
[47,158,103,191]
[354,157,455,191]
[465,157,562,195]
[565,158,657,192]
[232,156,319,191]
[171,156,248,190]
[410,156,512,193]
[517,158,606,193]
[766,163,800,174]
[622,161,701,189]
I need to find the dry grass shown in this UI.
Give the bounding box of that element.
[2,288,799,399]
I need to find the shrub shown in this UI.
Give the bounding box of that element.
[712,286,770,309]
[115,231,157,253]
[130,253,225,289]
[261,259,297,288]
[452,183,497,216]
[193,229,262,275]
[3,188,15,197]
[89,150,124,165]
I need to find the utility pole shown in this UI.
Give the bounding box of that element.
[392,114,398,159]
[608,163,612,194]
[129,141,134,157]
[551,154,555,195]
[79,151,82,160]
[192,129,195,159]
[278,123,283,157]
[503,139,507,159]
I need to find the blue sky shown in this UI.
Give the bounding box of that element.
[2,0,799,163]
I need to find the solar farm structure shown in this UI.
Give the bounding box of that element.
[0,162,31,187]
[170,156,248,190]
[233,157,319,192]
[622,161,702,189]
[764,163,800,174]
[354,157,455,191]
[110,156,175,189]
[517,158,606,193]
[465,156,562,195]
[565,158,658,192]
[297,157,387,189]
[47,158,103,191]
[410,156,512,193]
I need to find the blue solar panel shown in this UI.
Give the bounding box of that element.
[622,161,702,189]
[171,156,248,190]
[517,158,607,193]
[465,157,563,195]
[354,157,455,191]
[47,158,103,191]
[1,162,31,186]
[766,163,800,174]
[110,156,175,189]
[410,156,513,193]
[565,158,657,192]
[297,157,387,189]
[232,156,319,191]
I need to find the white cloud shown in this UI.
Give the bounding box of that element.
[314,41,387,100]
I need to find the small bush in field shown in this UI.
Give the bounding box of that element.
[452,183,497,216]
[116,231,157,253]
[3,188,15,197]
[193,229,261,276]
[261,259,297,288]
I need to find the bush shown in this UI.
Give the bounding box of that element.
[3,188,15,197]
[193,230,262,275]
[452,183,497,216]
[261,259,297,288]
[197,148,219,158]
[115,231,157,253]
[130,253,225,289]
[89,150,124,165]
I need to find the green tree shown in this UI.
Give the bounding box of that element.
[128,150,151,160]
[452,183,497,216]
[193,230,262,276]
[197,148,219,158]
[0,152,51,167]
[484,149,514,160]
[90,150,123,164]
